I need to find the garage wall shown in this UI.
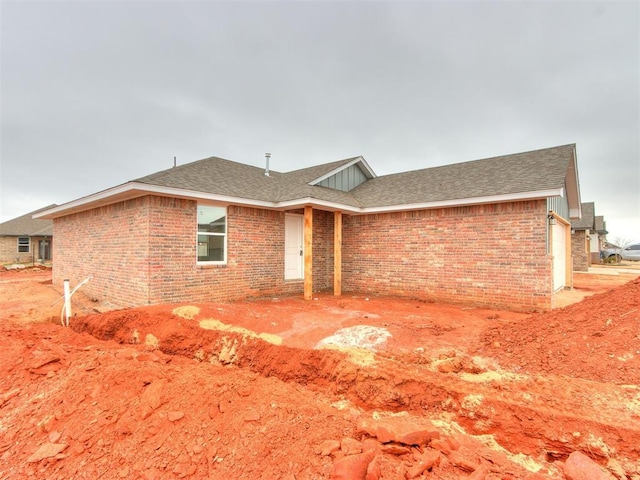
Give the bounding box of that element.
[341,200,552,312]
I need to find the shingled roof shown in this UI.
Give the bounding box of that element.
[0,205,56,236]
[571,202,595,230]
[351,144,575,208]
[36,144,580,218]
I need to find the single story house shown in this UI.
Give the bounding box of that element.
[36,144,581,312]
[0,205,55,265]
[570,202,609,270]
[591,215,608,263]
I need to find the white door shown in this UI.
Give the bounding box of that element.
[552,222,567,291]
[284,214,304,280]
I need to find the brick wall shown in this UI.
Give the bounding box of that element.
[341,200,552,312]
[53,197,152,307]
[52,196,336,308]
[312,210,334,292]
[0,236,52,264]
[571,230,590,272]
[0,237,30,264]
[52,196,554,311]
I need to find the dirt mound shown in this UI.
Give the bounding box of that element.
[1,272,639,479]
[0,319,568,480]
[478,277,640,384]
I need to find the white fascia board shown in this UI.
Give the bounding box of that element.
[273,197,361,213]
[357,188,564,215]
[35,182,563,219]
[308,156,377,186]
[33,182,276,218]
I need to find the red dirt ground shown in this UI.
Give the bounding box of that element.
[1,266,639,479]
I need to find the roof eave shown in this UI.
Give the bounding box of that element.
[34,183,564,219]
[34,182,280,219]
[565,146,582,219]
[357,189,563,215]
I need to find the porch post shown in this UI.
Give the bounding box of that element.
[334,211,342,296]
[304,206,313,300]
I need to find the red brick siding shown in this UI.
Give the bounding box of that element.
[53,196,331,307]
[312,210,334,293]
[342,200,552,312]
[53,195,553,311]
[53,198,152,307]
[571,230,589,272]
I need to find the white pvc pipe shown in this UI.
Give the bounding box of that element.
[63,279,71,327]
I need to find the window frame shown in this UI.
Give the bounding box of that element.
[17,236,30,253]
[196,204,227,265]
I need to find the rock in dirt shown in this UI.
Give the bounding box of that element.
[564,451,615,480]
[317,439,341,456]
[330,450,376,480]
[167,411,184,422]
[357,412,440,446]
[341,437,363,455]
[405,448,441,478]
[27,442,68,462]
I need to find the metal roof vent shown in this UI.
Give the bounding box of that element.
[265,153,271,176]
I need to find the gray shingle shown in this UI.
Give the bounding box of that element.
[0,205,56,236]
[130,145,576,209]
[352,144,574,207]
[571,202,595,230]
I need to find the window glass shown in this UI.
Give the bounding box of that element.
[197,205,226,263]
[17,237,30,253]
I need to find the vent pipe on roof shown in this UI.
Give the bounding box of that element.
[265,153,271,176]
[173,156,177,168]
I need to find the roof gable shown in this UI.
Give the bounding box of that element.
[307,156,376,192]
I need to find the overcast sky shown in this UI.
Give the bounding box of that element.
[1,1,639,242]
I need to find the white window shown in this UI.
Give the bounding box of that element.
[17,237,30,253]
[197,205,226,264]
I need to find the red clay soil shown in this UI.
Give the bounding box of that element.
[1,266,639,479]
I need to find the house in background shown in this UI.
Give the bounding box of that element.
[591,215,608,263]
[570,202,608,271]
[0,205,55,265]
[36,144,581,312]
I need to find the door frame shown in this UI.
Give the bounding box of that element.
[284,213,304,280]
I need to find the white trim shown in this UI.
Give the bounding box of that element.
[356,189,563,214]
[308,156,377,186]
[196,205,228,265]
[34,182,276,219]
[284,213,304,280]
[34,181,564,219]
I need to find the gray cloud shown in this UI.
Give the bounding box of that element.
[1,1,638,239]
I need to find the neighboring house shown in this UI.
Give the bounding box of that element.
[0,205,55,264]
[592,215,608,263]
[570,202,608,270]
[36,144,582,312]
[570,202,595,272]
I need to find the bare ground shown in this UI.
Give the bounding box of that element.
[0,266,639,479]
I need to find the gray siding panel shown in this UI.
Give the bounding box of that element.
[548,195,569,220]
[319,164,368,192]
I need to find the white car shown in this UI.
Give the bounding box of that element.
[604,243,640,262]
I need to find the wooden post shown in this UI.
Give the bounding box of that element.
[334,211,342,296]
[304,206,313,300]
